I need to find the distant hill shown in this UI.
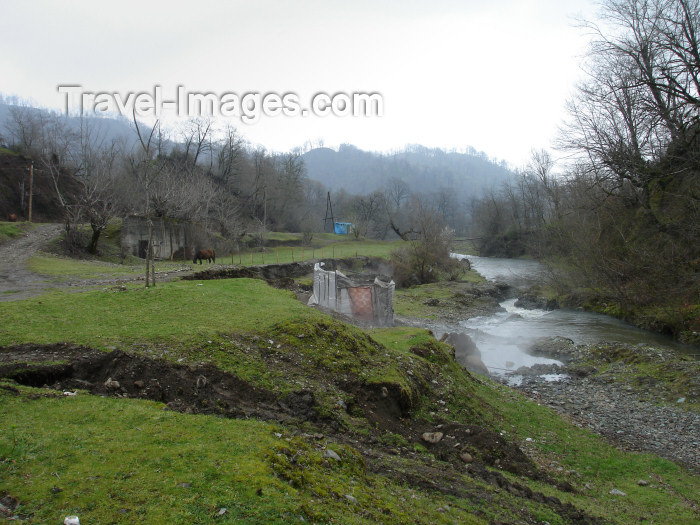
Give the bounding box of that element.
[302,144,515,199]
[0,102,139,151]
[0,101,516,210]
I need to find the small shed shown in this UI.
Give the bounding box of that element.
[308,263,395,326]
[333,222,354,235]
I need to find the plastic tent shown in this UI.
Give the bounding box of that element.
[333,222,353,235]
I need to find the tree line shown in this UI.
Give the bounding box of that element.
[470,0,700,340]
[1,104,471,281]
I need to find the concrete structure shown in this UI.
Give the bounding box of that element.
[308,262,395,326]
[120,216,207,260]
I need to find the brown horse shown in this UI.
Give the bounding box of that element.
[193,249,215,264]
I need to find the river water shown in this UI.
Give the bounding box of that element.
[447,254,696,378]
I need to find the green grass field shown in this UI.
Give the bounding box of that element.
[28,254,189,280]
[0,279,317,350]
[224,238,402,266]
[33,223,402,275]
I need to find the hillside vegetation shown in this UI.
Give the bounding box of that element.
[302,144,513,198]
[469,1,700,344]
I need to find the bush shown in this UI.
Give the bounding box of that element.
[391,224,461,287]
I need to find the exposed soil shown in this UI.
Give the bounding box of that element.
[0,344,317,425]
[185,256,390,286]
[0,343,602,524]
[0,151,82,223]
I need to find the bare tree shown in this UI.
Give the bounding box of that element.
[177,117,213,175]
[73,119,123,254]
[4,104,46,154]
[390,199,460,286]
[384,177,410,209]
[216,124,245,185]
[348,191,385,239]
[130,115,168,287]
[563,0,700,205]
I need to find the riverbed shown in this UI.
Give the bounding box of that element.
[448,254,695,378]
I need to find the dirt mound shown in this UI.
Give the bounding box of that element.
[0,343,318,424]
[183,256,389,284]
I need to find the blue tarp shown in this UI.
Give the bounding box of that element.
[334,222,353,235]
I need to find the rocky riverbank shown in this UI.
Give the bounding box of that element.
[502,339,700,473]
[394,273,700,475]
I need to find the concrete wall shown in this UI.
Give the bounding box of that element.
[121,216,208,260]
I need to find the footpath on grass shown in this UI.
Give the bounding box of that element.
[0,223,62,301]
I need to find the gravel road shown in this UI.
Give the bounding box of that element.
[0,223,63,301]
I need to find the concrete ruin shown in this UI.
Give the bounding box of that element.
[120,216,208,260]
[308,262,395,326]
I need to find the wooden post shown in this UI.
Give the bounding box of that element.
[28,162,34,223]
[276,250,279,264]
[250,252,253,265]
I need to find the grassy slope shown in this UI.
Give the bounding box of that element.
[1,273,699,522]
[0,221,34,244]
[393,273,487,320]
[226,238,402,266]
[2,389,491,525]
[0,280,315,347]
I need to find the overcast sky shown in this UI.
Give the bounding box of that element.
[1,0,599,167]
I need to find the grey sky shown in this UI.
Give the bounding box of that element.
[1,0,598,166]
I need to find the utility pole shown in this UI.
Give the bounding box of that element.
[28,162,34,223]
[324,192,335,232]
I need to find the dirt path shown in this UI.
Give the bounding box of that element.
[0,224,202,301]
[0,223,64,301]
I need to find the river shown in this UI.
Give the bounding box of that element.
[446,254,696,380]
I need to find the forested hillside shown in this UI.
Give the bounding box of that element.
[469,0,700,343]
[302,144,513,199]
